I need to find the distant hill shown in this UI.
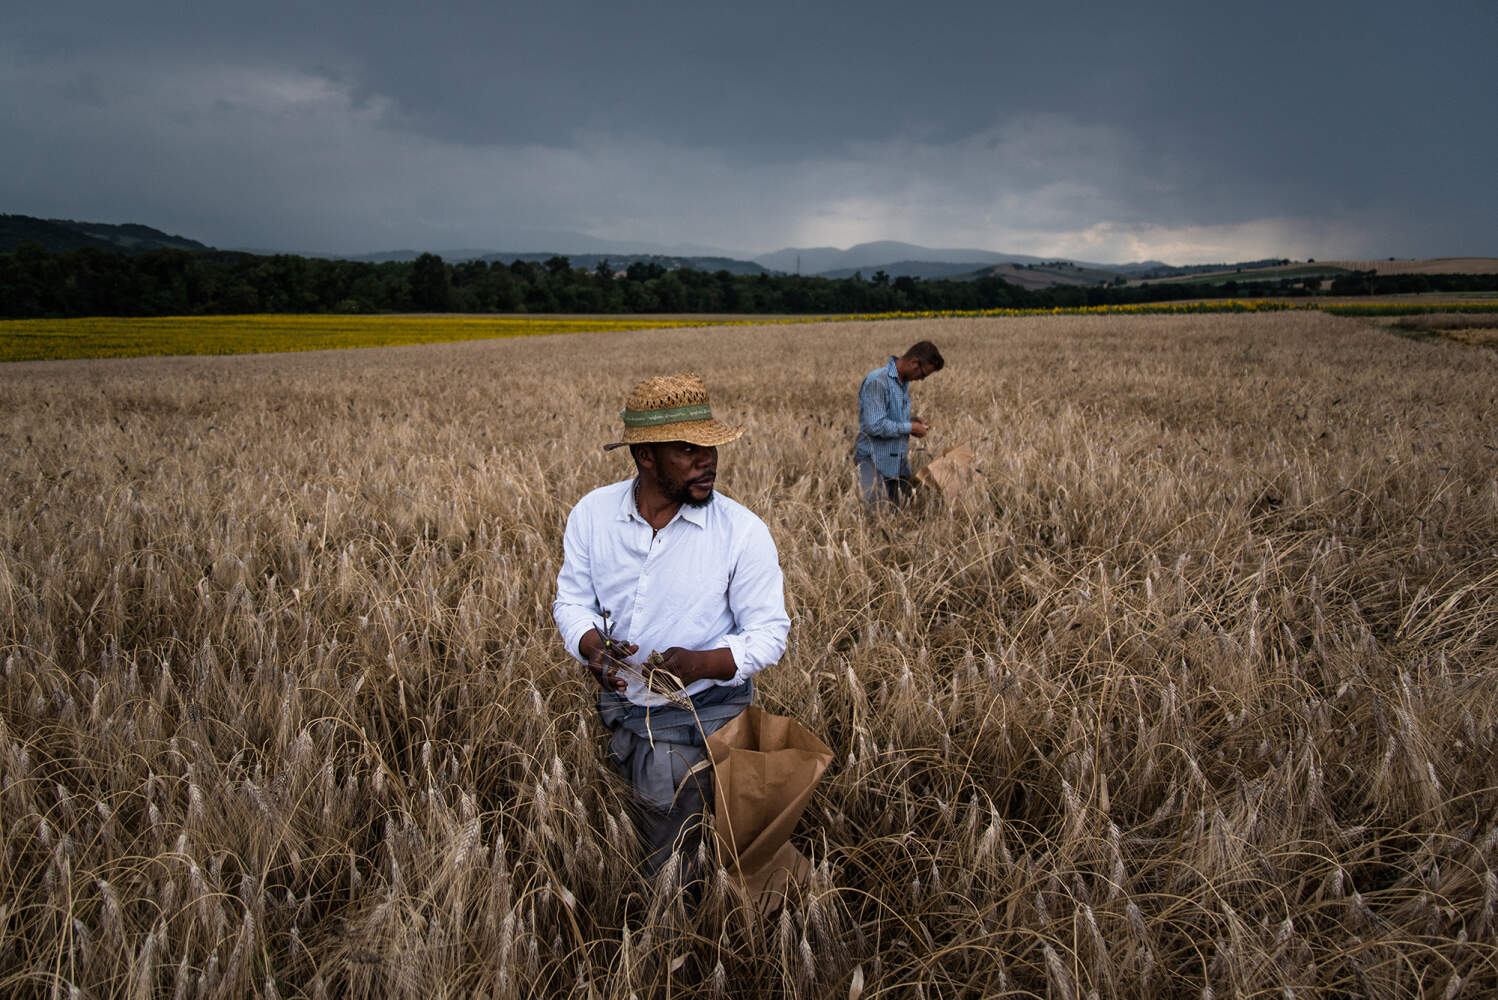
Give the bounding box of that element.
[1124,257,1498,292]
[316,249,768,275]
[0,214,210,253]
[968,261,1128,289]
[1129,261,1350,287]
[477,252,768,276]
[798,251,1498,289]
[815,260,1005,281]
[1132,257,1498,285]
[0,218,771,275]
[752,241,1255,287]
[1318,257,1498,276]
[795,250,1249,288]
[10,215,1493,289]
[755,241,1048,275]
[318,248,498,264]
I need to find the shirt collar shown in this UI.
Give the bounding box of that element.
[885,356,907,387]
[617,477,642,522]
[677,499,710,528]
[616,476,709,529]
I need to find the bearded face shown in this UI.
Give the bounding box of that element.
[644,441,717,507]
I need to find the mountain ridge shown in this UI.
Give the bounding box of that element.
[0,215,209,254]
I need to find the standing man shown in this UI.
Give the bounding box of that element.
[855,340,945,505]
[553,373,790,881]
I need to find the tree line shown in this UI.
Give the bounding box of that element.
[3,243,1495,319]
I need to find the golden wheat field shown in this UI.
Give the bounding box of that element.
[3,312,1497,998]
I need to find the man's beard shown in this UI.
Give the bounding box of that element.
[659,471,714,508]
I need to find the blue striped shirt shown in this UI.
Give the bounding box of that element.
[854,357,913,478]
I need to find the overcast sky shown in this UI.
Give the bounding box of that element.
[4,1,1495,263]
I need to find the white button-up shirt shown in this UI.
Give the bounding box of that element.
[553,478,790,707]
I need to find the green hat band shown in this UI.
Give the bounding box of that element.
[621,403,713,428]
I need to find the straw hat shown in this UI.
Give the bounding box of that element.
[604,372,744,450]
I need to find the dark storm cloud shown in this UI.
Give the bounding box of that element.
[3,1,1494,261]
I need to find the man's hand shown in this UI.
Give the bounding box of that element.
[910,416,930,438]
[578,629,634,692]
[650,646,737,688]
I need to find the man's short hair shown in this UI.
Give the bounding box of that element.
[902,341,944,372]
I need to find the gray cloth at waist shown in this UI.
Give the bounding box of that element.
[597,678,752,814]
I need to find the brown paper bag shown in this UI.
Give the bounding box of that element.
[706,706,833,905]
[913,443,984,509]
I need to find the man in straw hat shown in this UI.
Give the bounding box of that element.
[553,373,790,881]
[854,340,944,505]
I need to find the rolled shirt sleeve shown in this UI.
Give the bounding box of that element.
[720,517,790,682]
